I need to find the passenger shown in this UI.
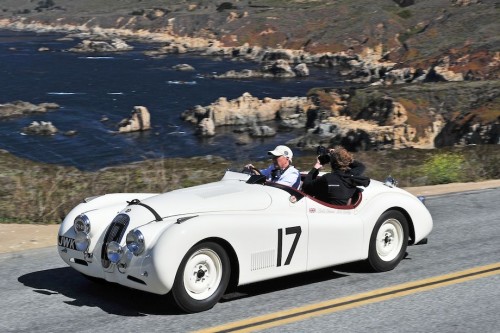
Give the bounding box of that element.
[302,146,370,205]
[245,145,301,189]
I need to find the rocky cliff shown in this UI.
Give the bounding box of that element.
[0,0,498,149]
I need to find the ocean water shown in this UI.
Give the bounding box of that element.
[0,30,343,170]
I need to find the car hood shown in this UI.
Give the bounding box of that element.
[137,180,272,218]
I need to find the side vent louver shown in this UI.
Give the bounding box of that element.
[251,250,276,271]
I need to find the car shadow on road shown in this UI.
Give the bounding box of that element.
[18,267,183,316]
[222,259,394,303]
[222,267,351,302]
[18,263,371,314]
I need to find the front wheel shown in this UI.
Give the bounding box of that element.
[367,210,409,272]
[171,242,231,313]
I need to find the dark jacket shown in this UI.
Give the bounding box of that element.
[302,160,370,205]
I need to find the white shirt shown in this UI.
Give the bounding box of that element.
[260,164,301,189]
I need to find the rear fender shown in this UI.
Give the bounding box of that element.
[359,191,432,256]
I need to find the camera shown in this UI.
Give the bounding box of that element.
[316,145,331,165]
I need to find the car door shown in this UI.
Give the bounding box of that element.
[234,189,309,285]
[305,197,365,270]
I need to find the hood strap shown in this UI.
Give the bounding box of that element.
[127,199,163,222]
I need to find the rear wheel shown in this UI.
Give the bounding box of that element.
[171,242,230,313]
[367,210,408,272]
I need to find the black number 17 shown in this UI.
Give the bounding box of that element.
[277,226,302,267]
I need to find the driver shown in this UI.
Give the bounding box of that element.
[246,145,301,189]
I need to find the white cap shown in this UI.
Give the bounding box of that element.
[268,145,293,161]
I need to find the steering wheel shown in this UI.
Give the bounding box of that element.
[242,165,262,175]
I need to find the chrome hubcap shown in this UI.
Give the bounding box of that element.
[376,218,403,262]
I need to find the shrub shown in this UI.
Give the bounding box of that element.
[423,152,465,184]
[397,10,412,19]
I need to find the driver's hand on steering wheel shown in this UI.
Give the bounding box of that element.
[244,164,260,175]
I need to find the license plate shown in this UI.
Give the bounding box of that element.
[58,236,76,250]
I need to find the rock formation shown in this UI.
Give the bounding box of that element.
[181,80,499,149]
[291,81,499,150]
[181,92,314,137]
[213,60,309,79]
[22,121,58,136]
[172,63,195,71]
[118,106,151,133]
[68,38,133,53]
[0,101,59,119]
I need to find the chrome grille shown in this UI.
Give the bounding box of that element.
[101,214,130,268]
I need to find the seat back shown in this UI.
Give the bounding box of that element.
[346,188,363,207]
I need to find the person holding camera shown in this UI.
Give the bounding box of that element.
[245,145,301,189]
[302,146,370,205]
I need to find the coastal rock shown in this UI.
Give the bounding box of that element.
[182,92,314,136]
[63,130,78,136]
[68,38,133,53]
[197,117,216,137]
[426,57,464,82]
[290,81,499,150]
[118,106,151,133]
[22,121,58,136]
[213,60,309,79]
[294,63,310,77]
[172,63,195,71]
[249,125,276,137]
[142,40,190,57]
[0,101,59,119]
[261,59,296,78]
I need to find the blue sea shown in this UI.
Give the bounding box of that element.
[0,30,344,170]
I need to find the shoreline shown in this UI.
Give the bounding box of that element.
[1,179,499,255]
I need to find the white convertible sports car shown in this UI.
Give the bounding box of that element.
[58,170,432,313]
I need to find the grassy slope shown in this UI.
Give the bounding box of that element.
[1,145,499,224]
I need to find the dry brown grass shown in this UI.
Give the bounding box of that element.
[1,145,498,224]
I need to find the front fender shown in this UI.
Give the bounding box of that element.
[149,218,212,293]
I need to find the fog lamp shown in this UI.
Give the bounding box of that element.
[75,231,90,252]
[107,241,123,263]
[126,229,145,255]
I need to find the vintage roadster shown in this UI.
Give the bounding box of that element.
[58,170,433,313]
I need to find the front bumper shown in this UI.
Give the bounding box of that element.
[58,238,169,295]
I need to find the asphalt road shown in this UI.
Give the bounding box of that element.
[1,188,499,333]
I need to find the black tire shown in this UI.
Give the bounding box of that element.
[171,242,231,313]
[367,210,409,272]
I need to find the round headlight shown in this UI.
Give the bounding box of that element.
[126,229,145,256]
[75,231,90,252]
[74,214,91,234]
[106,241,123,263]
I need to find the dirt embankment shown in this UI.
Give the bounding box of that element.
[1,180,499,254]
